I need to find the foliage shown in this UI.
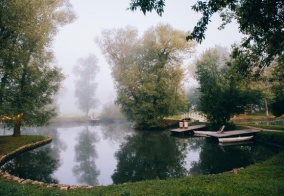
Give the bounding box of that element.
[2,64,64,136]
[0,0,75,136]
[271,86,284,117]
[97,24,195,128]
[129,0,284,120]
[128,0,284,68]
[129,0,165,16]
[186,87,200,110]
[73,54,100,116]
[227,51,277,116]
[270,57,284,117]
[195,46,261,128]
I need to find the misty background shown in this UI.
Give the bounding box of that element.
[52,0,243,117]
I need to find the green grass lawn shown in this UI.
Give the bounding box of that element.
[243,124,284,131]
[0,135,46,156]
[0,131,284,195]
[233,113,283,120]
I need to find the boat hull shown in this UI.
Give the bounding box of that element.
[218,136,253,143]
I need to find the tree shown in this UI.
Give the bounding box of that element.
[0,0,75,136]
[195,46,261,128]
[186,87,200,111]
[2,57,65,136]
[270,57,284,117]
[73,54,100,116]
[97,24,195,128]
[243,67,274,116]
[128,0,284,69]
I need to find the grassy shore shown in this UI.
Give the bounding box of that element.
[0,135,47,156]
[0,131,284,195]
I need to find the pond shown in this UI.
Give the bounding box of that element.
[0,123,282,186]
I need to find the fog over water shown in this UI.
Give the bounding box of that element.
[52,0,243,116]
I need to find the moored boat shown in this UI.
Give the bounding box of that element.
[218,135,253,143]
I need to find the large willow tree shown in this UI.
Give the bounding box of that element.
[0,0,75,136]
[97,24,195,128]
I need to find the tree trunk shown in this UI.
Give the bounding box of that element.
[264,99,269,117]
[13,122,21,137]
[0,73,8,106]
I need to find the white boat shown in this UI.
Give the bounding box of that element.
[218,136,253,143]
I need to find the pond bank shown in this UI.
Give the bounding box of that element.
[0,131,284,195]
[0,136,52,166]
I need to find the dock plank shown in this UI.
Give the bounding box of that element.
[194,129,259,138]
[171,125,206,133]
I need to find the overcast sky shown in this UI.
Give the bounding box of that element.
[53,0,243,116]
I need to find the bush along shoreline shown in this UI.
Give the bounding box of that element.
[0,130,284,195]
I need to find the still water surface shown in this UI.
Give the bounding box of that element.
[0,123,281,186]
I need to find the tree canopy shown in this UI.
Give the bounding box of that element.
[97,24,195,128]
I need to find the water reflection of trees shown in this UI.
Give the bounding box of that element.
[177,137,205,152]
[99,122,133,144]
[1,126,66,183]
[1,145,59,183]
[112,131,188,184]
[189,142,279,175]
[246,143,281,163]
[23,126,67,158]
[72,126,100,185]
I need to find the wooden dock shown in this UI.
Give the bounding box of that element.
[194,129,259,138]
[171,124,206,134]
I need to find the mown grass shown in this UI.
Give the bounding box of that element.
[0,135,46,156]
[244,124,284,131]
[234,113,283,120]
[0,132,284,195]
